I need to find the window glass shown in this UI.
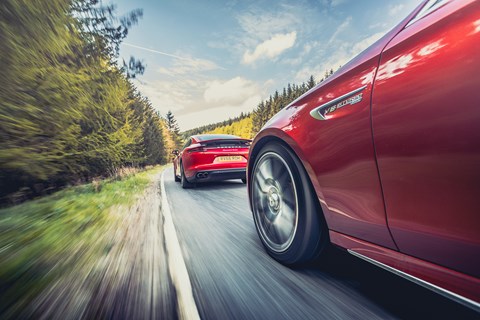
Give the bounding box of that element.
[195,134,240,141]
[182,138,192,150]
[407,0,449,27]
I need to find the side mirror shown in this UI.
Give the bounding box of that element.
[172,149,180,156]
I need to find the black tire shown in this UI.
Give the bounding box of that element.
[241,178,247,184]
[250,142,328,265]
[174,167,181,182]
[180,163,193,189]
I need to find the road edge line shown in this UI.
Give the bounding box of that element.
[161,169,201,320]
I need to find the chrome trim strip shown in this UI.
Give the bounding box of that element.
[348,249,480,312]
[309,85,367,120]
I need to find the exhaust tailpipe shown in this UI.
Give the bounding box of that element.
[196,172,209,179]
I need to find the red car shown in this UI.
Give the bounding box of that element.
[247,0,479,310]
[173,134,251,188]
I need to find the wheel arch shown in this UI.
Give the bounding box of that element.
[248,129,330,231]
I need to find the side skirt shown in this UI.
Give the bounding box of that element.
[330,230,480,312]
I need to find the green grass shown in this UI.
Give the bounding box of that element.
[0,166,164,317]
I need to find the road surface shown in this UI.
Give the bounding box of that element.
[163,167,478,320]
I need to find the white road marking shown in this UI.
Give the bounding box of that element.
[161,169,201,320]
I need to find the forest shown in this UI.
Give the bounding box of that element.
[0,0,335,204]
[183,71,335,140]
[0,0,180,203]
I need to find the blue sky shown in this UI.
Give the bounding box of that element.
[115,0,419,131]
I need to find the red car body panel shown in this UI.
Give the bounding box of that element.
[372,0,480,279]
[181,144,248,177]
[330,230,480,306]
[248,0,480,307]
[174,134,250,183]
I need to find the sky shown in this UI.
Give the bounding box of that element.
[115,0,419,131]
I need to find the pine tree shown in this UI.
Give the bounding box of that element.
[307,75,316,89]
[165,110,180,134]
[164,110,182,149]
[0,0,168,201]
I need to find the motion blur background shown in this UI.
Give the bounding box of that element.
[5,1,476,319]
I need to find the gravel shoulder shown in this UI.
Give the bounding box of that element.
[21,172,177,320]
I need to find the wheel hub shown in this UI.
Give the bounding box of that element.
[267,186,281,213]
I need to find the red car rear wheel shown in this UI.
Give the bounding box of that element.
[180,162,193,189]
[174,168,181,182]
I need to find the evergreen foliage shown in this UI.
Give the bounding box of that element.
[207,117,254,139]
[0,0,169,203]
[164,110,182,151]
[182,112,251,139]
[165,110,180,134]
[184,71,336,139]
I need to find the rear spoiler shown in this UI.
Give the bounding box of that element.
[200,138,252,145]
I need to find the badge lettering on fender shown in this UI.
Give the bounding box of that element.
[323,93,363,116]
[310,85,367,121]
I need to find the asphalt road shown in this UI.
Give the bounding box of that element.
[163,167,478,320]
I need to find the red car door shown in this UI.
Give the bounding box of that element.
[297,36,407,249]
[372,0,480,277]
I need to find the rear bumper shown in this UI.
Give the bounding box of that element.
[188,168,246,183]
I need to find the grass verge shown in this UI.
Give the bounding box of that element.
[0,165,164,318]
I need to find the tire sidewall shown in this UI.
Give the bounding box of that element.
[251,142,325,265]
[180,162,191,188]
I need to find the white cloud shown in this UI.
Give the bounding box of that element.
[294,50,345,83]
[135,79,199,115]
[122,42,224,76]
[302,42,316,55]
[369,22,387,30]
[282,40,320,66]
[157,57,222,76]
[204,77,260,106]
[332,0,346,6]
[294,31,383,83]
[230,8,301,64]
[177,95,262,131]
[283,56,303,66]
[351,32,384,55]
[328,17,351,44]
[320,0,347,8]
[134,76,266,131]
[242,32,297,65]
[389,4,404,16]
[237,11,299,42]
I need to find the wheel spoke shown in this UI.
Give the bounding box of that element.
[259,160,274,180]
[270,158,283,178]
[276,170,291,186]
[266,219,281,244]
[281,201,296,226]
[282,194,296,211]
[254,172,269,194]
[253,197,264,217]
[273,212,294,243]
